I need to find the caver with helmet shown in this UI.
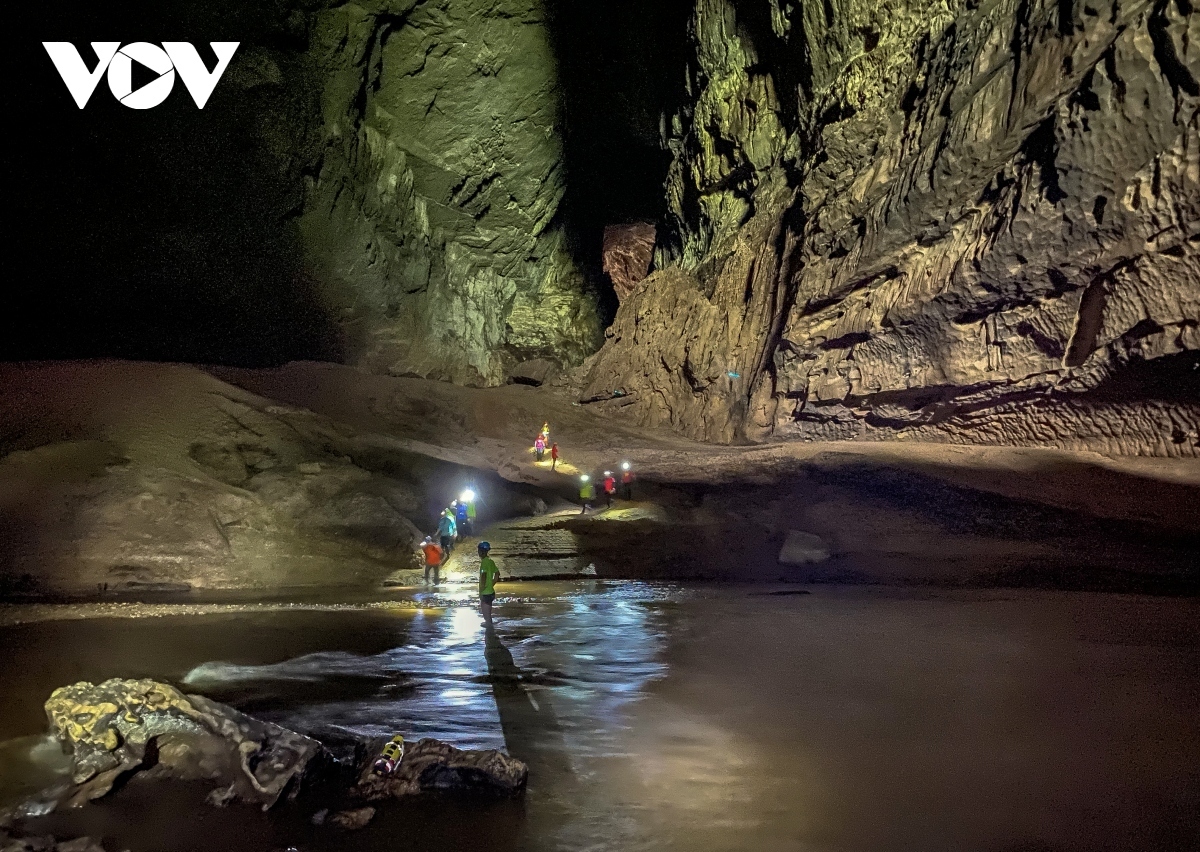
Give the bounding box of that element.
[478,540,501,624]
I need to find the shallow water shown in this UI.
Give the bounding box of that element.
[1,583,1198,851]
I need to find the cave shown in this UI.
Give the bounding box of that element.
[1,0,1199,849]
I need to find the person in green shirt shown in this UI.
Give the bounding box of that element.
[579,475,595,515]
[478,540,500,624]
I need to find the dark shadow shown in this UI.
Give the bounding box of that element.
[1,2,342,366]
[483,625,574,783]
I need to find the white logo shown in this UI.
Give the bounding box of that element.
[43,42,240,109]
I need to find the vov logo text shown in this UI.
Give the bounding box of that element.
[43,42,240,109]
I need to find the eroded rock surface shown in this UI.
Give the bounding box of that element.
[0,832,106,852]
[295,0,604,383]
[19,678,529,829]
[43,679,325,810]
[0,362,542,596]
[351,737,529,799]
[603,223,658,301]
[584,0,1200,454]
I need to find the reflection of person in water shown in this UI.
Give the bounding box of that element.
[484,626,573,784]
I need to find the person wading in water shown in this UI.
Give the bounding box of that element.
[478,541,500,624]
[420,536,443,585]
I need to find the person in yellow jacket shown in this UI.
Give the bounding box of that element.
[579,475,595,515]
[478,541,501,624]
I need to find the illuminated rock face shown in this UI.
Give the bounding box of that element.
[603,223,658,301]
[264,0,604,385]
[583,0,1200,454]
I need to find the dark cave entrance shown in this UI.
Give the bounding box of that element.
[546,0,695,326]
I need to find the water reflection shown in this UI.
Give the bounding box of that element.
[1,586,1196,852]
[177,583,669,761]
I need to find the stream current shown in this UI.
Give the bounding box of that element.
[0,582,1197,851]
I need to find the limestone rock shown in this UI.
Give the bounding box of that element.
[351,737,528,800]
[509,358,560,387]
[591,0,1200,456]
[0,361,530,596]
[603,223,658,301]
[300,0,604,384]
[0,833,106,852]
[43,679,326,810]
[778,531,831,565]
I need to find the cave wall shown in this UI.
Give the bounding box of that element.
[582,0,1200,455]
[14,0,606,382]
[295,0,604,384]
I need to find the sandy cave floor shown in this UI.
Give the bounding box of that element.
[1,359,1197,598]
[213,361,1200,533]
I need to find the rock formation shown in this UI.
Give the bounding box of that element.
[294,0,605,384]
[18,678,527,821]
[0,832,106,852]
[43,678,326,810]
[0,362,543,597]
[603,223,658,301]
[351,736,529,798]
[582,0,1200,455]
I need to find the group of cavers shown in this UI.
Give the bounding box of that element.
[533,422,560,469]
[412,421,638,624]
[419,490,477,585]
[577,464,634,513]
[533,421,636,514]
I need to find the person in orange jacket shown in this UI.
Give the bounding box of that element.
[420,536,443,585]
[550,442,559,471]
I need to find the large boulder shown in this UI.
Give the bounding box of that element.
[43,679,326,811]
[24,678,529,826]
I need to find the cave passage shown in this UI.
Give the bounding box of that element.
[546,0,695,323]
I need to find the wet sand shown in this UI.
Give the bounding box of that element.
[2,583,1197,851]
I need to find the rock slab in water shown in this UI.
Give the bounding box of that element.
[352,737,528,800]
[44,679,326,811]
[29,678,528,826]
[0,831,107,852]
[328,807,376,831]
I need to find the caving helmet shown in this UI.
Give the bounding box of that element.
[478,541,491,552]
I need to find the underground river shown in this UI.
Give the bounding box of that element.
[1,583,1198,851]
